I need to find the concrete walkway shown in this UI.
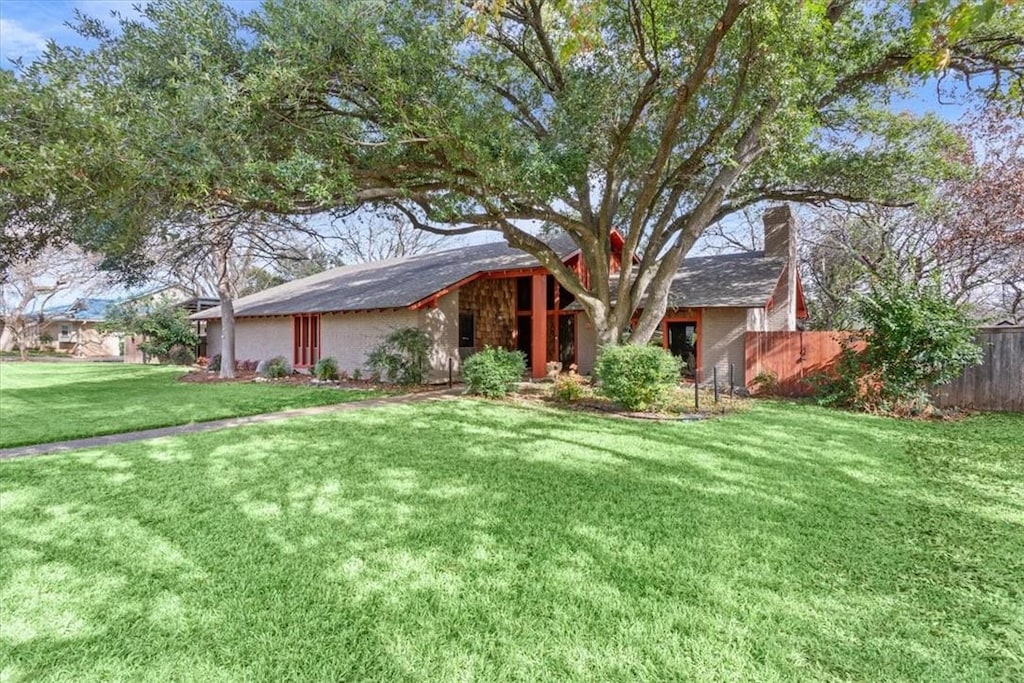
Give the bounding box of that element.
[0,388,461,461]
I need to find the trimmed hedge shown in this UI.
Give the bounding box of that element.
[594,344,680,411]
[463,347,526,398]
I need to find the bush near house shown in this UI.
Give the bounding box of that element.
[313,356,340,381]
[463,347,526,398]
[257,356,292,379]
[551,370,589,402]
[595,344,681,411]
[367,327,432,385]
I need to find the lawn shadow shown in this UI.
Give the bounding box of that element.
[1,399,1021,681]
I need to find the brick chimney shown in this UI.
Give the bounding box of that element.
[762,205,798,330]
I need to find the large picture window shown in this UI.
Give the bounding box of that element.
[293,314,321,367]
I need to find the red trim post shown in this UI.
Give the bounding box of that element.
[531,273,547,378]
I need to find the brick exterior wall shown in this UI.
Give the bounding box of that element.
[699,307,749,385]
[205,296,460,381]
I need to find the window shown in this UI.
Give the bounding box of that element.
[58,324,72,341]
[292,314,320,367]
[458,312,475,348]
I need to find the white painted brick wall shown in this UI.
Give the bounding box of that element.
[577,314,598,374]
[700,308,748,386]
[419,292,460,382]
[321,309,421,375]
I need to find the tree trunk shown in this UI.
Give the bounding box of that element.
[215,247,237,379]
[18,323,29,362]
[219,291,236,379]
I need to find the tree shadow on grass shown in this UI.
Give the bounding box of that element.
[0,400,1021,681]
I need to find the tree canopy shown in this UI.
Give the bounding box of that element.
[2,0,1021,343]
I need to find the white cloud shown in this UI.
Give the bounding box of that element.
[0,18,48,63]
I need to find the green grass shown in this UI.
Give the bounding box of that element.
[0,362,382,448]
[1,400,1021,681]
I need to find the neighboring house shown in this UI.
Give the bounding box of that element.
[34,298,122,357]
[192,206,807,384]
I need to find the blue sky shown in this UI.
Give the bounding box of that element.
[0,1,261,64]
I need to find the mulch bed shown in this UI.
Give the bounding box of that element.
[177,369,440,393]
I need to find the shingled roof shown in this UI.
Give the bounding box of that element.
[658,251,787,308]
[564,252,788,310]
[192,235,579,320]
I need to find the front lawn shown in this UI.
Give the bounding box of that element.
[0,400,1020,681]
[0,362,382,448]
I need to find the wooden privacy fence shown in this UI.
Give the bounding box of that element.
[932,326,1024,412]
[745,331,862,396]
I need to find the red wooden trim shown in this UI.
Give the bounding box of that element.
[795,272,808,319]
[530,273,547,379]
[292,313,321,368]
[482,267,547,279]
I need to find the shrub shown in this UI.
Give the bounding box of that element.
[594,344,681,411]
[235,359,259,373]
[812,278,982,413]
[351,368,362,381]
[552,371,588,402]
[167,344,196,366]
[366,327,432,385]
[208,353,222,372]
[857,278,981,407]
[257,356,291,378]
[462,347,526,398]
[101,297,199,363]
[313,356,339,381]
[750,370,780,396]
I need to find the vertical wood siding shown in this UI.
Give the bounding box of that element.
[932,327,1024,412]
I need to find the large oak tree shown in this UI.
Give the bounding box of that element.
[248,0,1022,343]
[3,0,1021,347]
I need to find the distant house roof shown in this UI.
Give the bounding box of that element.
[42,298,117,322]
[192,235,579,320]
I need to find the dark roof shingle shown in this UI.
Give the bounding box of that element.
[193,235,578,320]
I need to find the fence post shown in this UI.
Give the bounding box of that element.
[729,363,734,397]
[448,357,453,388]
[713,366,719,403]
[694,368,700,411]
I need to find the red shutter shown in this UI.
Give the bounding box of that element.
[292,314,321,367]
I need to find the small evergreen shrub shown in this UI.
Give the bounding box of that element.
[551,371,588,402]
[594,344,681,411]
[463,347,526,398]
[257,356,291,379]
[367,327,432,384]
[208,354,222,372]
[313,356,339,381]
[167,344,196,366]
[351,368,362,381]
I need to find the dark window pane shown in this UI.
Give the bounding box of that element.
[459,312,475,348]
[516,277,532,311]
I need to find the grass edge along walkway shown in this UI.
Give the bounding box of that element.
[0,389,459,460]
